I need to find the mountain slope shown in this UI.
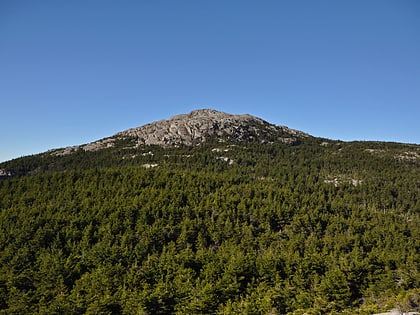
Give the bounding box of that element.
[0,109,419,314]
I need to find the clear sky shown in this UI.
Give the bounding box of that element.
[1,0,419,162]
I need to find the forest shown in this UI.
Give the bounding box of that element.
[0,137,419,314]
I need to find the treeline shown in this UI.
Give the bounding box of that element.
[0,140,419,314]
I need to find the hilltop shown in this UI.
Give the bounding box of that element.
[0,109,313,176]
[49,109,308,156]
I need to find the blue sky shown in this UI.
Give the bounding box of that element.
[1,1,419,162]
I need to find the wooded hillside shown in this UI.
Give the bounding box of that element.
[0,138,419,314]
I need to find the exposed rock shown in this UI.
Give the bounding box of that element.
[395,151,420,162]
[142,163,158,169]
[50,109,309,155]
[117,109,307,147]
[50,146,79,156]
[211,148,230,153]
[216,156,235,165]
[81,138,115,152]
[324,175,363,187]
[0,169,12,177]
[365,148,387,154]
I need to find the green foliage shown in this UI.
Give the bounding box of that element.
[0,139,419,314]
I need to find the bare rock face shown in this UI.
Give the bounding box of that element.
[0,169,13,177]
[52,109,308,155]
[117,109,307,148]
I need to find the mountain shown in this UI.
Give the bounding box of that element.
[0,109,419,314]
[50,109,308,156]
[1,109,312,176]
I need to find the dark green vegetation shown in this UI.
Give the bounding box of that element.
[0,137,419,314]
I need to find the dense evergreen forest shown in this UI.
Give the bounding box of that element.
[0,137,419,314]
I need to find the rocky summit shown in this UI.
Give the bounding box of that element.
[53,109,308,155]
[117,109,307,147]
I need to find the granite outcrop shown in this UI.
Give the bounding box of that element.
[51,109,308,155]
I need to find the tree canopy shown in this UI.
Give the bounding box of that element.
[0,138,419,314]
